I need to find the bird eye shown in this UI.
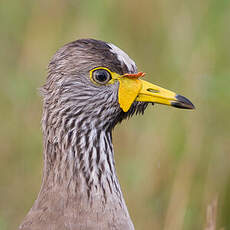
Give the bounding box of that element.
[92,69,111,84]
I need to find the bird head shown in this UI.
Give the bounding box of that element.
[41,39,194,131]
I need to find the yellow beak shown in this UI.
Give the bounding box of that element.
[118,75,195,112]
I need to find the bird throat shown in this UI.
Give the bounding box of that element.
[42,128,121,198]
[28,118,134,229]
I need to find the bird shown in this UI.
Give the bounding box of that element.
[19,38,194,230]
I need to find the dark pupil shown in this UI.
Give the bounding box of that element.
[94,70,109,83]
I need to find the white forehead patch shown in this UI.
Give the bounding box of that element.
[107,43,137,73]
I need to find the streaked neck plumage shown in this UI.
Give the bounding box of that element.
[20,105,134,230]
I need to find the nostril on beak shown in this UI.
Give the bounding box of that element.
[147,88,160,93]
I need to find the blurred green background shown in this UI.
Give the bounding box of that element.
[0,0,230,229]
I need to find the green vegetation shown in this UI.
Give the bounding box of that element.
[0,0,229,229]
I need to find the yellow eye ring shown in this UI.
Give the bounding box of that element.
[90,67,112,85]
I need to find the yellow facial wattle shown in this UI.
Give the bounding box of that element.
[118,77,142,112]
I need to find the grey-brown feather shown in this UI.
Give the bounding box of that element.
[19,39,149,230]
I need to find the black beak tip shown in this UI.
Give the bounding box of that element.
[171,94,195,110]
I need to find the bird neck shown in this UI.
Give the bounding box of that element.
[42,127,121,198]
[32,120,134,228]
